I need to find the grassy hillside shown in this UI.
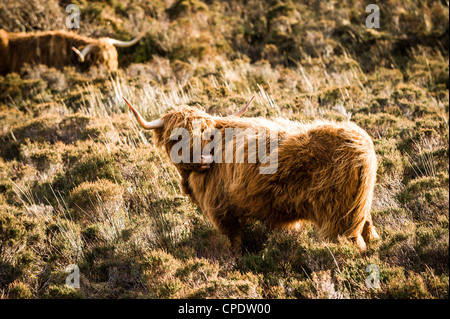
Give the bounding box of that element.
[0,0,448,299]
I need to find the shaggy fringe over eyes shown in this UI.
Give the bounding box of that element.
[157,105,215,151]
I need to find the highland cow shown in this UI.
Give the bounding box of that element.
[0,28,144,75]
[123,96,379,250]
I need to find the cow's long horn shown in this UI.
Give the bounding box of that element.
[71,45,94,62]
[123,97,164,130]
[107,28,146,47]
[228,95,255,117]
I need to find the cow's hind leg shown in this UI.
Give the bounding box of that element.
[354,233,367,250]
[362,217,379,243]
[352,217,379,250]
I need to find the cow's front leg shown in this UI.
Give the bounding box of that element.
[178,169,199,205]
[205,208,243,252]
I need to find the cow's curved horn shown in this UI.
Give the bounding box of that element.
[107,28,146,47]
[123,97,164,130]
[228,95,255,117]
[71,45,94,62]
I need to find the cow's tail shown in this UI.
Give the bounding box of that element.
[342,135,378,248]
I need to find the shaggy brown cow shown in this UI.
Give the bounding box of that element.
[123,97,379,250]
[0,28,144,74]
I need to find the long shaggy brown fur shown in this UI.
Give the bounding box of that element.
[0,29,118,74]
[147,105,379,250]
